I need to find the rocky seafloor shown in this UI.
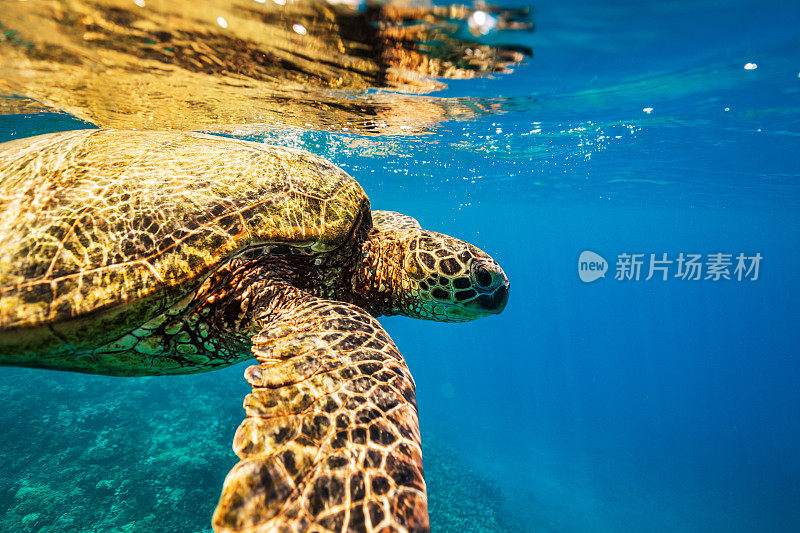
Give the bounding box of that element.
[0,364,520,532]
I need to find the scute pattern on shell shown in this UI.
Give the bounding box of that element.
[214,296,428,532]
[371,211,421,232]
[0,129,368,330]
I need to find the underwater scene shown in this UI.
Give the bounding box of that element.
[1,0,799,531]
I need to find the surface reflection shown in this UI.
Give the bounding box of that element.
[0,0,532,134]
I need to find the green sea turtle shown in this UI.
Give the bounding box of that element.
[0,129,509,532]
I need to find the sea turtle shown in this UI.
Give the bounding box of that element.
[0,129,509,532]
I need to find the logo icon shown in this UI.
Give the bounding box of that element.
[578,251,607,283]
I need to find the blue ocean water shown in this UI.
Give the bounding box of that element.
[2,0,800,531]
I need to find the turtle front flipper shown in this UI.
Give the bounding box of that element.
[213,297,429,532]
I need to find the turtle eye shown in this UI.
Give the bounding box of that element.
[472,263,493,289]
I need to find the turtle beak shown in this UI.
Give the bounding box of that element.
[471,260,510,315]
[477,283,509,314]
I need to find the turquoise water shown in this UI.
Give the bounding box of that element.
[2,0,800,531]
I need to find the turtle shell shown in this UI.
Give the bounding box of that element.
[0,129,369,348]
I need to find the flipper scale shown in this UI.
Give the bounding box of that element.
[213,296,429,533]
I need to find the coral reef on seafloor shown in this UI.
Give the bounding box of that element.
[0,366,519,532]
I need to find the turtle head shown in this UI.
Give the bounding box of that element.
[396,230,510,321]
[356,211,509,322]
